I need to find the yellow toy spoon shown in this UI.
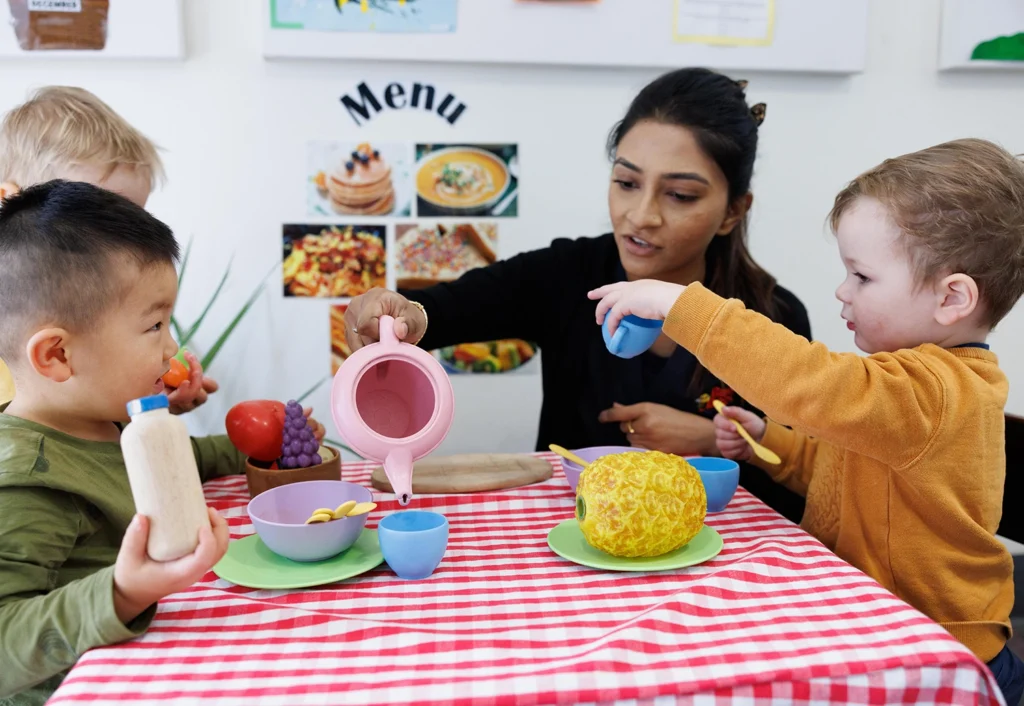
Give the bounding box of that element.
[548,444,590,468]
[712,400,781,465]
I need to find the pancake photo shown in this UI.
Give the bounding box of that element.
[308,141,412,217]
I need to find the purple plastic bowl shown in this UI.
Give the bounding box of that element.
[247,480,373,562]
[561,446,647,492]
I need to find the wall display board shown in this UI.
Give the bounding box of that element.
[0,0,184,59]
[264,0,868,74]
[939,0,1024,70]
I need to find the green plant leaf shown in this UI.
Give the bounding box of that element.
[176,236,193,292]
[170,314,184,343]
[179,259,233,348]
[296,376,328,403]
[198,262,277,371]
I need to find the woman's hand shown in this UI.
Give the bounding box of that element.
[303,407,326,442]
[167,351,219,415]
[587,280,686,334]
[713,406,767,461]
[599,402,718,457]
[344,288,427,352]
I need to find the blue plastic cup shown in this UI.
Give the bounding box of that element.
[378,511,449,580]
[602,315,663,359]
[689,457,740,513]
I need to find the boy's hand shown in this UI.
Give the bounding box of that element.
[303,407,326,442]
[713,406,767,461]
[587,280,686,335]
[167,351,219,414]
[112,507,230,624]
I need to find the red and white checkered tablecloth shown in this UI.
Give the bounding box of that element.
[48,454,1005,705]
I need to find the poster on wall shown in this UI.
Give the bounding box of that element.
[415,144,518,218]
[0,0,184,58]
[672,0,775,47]
[265,1,866,74]
[329,304,351,375]
[271,0,457,34]
[939,0,1024,69]
[308,141,412,217]
[282,224,387,298]
[394,222,538,376]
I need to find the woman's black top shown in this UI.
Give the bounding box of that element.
[403,233,812,523]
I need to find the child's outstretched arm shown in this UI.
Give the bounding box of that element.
[589,281,946,468]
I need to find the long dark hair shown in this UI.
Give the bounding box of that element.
[608,67,780,393]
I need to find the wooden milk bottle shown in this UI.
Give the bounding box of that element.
[121,394,210,561]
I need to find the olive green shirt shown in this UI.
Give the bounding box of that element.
[0,410,245,705]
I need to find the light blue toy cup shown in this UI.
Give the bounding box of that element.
[689,457,740,513]
[378,511,449,580]
[602,315,663,358]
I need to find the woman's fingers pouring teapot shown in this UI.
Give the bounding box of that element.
[344,288,428,352]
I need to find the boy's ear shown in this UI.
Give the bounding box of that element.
[25,328,73,383]
[934,273,980,326]
[0,182,20,200]
[717,192,753,236]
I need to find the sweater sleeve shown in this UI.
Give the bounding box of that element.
[402,239,584,352]
[0,486,155,699]
[191,435,246,484]
[663,284,945,469]
[755,421,822,497]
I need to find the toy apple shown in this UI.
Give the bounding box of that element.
[225,400,286,462]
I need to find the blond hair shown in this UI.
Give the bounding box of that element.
[0,86,164,189]
[830,138,1024,326]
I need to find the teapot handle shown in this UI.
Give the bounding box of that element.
[378,315,398,347]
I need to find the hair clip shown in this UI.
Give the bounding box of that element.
[750,102,766,126]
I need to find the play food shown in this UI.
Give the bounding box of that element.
[711,399,782,465]
[161,357,189,389]
[248,480,371,562]
[557,445,645,493]
[280,400,322,469]
[304,501,377,524]
[122,394,210,562]
[226,399,286,462]
[576,450,706,558]
[331,315,454,506]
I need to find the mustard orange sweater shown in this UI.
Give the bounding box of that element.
[663,284,1013,661]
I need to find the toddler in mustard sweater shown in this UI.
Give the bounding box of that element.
[588,138,1023,705]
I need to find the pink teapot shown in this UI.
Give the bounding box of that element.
[330,315,454,505]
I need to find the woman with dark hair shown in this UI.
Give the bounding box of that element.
[344,67,811,522]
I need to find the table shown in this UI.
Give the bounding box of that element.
[49,454,1004,705]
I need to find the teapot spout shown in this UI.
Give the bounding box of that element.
[383,447,414,506]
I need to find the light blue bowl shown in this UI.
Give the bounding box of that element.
[378,511,449,580]
[689,457,740,513]
[602,315,663,358]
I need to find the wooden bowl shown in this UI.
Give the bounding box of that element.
[244,446,342,499]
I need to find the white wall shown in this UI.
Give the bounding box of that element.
[2,0,1022,456]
